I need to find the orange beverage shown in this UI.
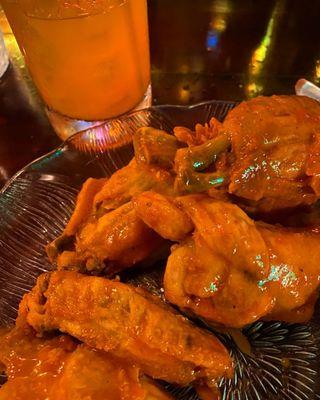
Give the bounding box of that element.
[2,0,150,120]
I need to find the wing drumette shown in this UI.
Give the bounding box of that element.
[174,95,320,213]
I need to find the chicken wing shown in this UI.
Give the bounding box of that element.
[20,271,233,387]
[0,326,171,400]
[174,95,320,213]
[47,157,174,273]
[164,196,273,328]
[134,127,181,170]
[51,201,167,275]
[94,158,175,211]
[133,191,193,241]
[258,223,320,322]
[164,196,320,327]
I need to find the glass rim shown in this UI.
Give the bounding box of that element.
[6,0,128,20]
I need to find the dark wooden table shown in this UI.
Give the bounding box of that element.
[1,0,320,188]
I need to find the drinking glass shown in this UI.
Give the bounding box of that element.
[1,0,151,138]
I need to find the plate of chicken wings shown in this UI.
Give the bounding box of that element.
[1,95,320,400]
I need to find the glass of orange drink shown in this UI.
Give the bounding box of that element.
[2,0,151,138]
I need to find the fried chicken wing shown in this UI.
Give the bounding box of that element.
[20,271,233,387]
[76,201,167,274]
[258,223,320,322]
[164,196,274,328]
[164,196,320,327]
[222,95,320,212]
[134,127,181,170]
[51,201,167,275]
[47,157,175,273]
[174,95,320,213]
[0,327,171,400]
[94,159,175,211]
[133,191,193,241]
[64,177,109,237]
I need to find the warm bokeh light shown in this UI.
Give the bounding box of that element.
[314,59,320,83]
[250,18,274,77]
[179,85,191,103]
[206,0,232,51]
[246,0,284,97]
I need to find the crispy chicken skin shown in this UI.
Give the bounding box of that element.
[133,191,193,241]
[47,158,174,274]
[258,224,320,322]
[0,327,171,400]
[94,158,175,211]
[164,196,320,328]
[73,201,167,274]
[175,95,320,213]
[20,271,233,386]
[222,95,320,211]
[134,127,181,170]
[58,202,166,275]
[164,196,274,328]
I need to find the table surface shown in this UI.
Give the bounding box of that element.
[1,0,320,188]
